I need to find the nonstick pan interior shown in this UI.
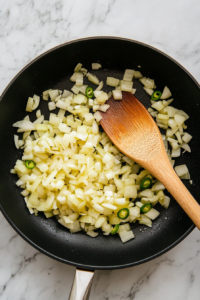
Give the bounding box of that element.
[0,37,199,270]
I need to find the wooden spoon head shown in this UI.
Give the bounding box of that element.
[100,92,165,165]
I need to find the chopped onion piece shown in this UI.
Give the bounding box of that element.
[70,73,77,82]
[87,231,98,237]
[79,85,88,94]
[177,110,189,120]
[166,106,176,117]
[43,89,52,101]
[152,181,165,192]
[14,135,19,149]
[113,90,122,100]
[96,92,108,104]
[36,110,41,118]
[87,73,99,85]
[76,72,83,86]
[62,90,73,98]
[124,185,137,198]
[26,97,33,112]
[106,77,120,87]
[95,81,104,91]
[118,230,135,243]
[144,87,153,96]
[181,143,191,153]
[94,111,102,122]
[32,95,40,110]
[120,80,133,92]
[71,85,81,94]
[92,63,102,70]
[163,196,170,209]
[131,88,136,94]
[80,68,88,75]
[145,208,160,220]
[98,104,110,112]
[102,203,117,210]
[13,120,35,131]
[33,115,44,124]
[133,71,143,79]
[48,101,56,111]
[168,119,177,129]
[140,77,155,89]
[74,63,82,72]
[139,215,152,227]
[175,164,189,177]
[151,101,164,111]
[174,114,186,126]
[171,148,181,157]
[123,69,134,82]
[180,171,190,180]
[182,132,192,144]
[160,86,172,99]
[114,198,126,205]
[49,90,59,101]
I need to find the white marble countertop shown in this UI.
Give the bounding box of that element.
[1,0,200,299]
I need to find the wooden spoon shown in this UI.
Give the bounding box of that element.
[100,92,200,229]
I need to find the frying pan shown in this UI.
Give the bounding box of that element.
[0,37,200,299]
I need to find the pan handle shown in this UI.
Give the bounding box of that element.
[69,268,94,300]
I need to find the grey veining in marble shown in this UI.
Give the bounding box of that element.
[1,0,200,299]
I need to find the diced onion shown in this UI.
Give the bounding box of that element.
[144,87,153,96]
[120,80,133,92]
[74,63,82,72]
[145,208,160,220]
[43,89,52,101]
[49,90,60,101]
[123,69,134,82]
[119,230,135,243]
[12,61,191,244]
[95,81,103,91]
[14,135,19,149]
[99,104,110,112]
[13,120,35,131]
[175,164,189,177]
[106,77,120,87]
[140,77,155,89]
[36,110,41,118]
[181,143,191,153]
[133,71,143,79]
[92,63,102,70]
[26,97,33,112]
[87,231,98,237]
[87,73,99,85]
[171,148,181,157]
[182,132,192,144]
[152,181,165,192]
[113,90,122,100]
[48,102,56,111]
[94,111,102,122]
[139,215,152,227]
[32,95,40,110]
[174,114,186,126]
[131,88,136,94]
[160,86,172,99]
[163,196,170,209]
[76,72,83,86]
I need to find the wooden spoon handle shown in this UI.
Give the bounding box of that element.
[163,173,200,229]
[149,157,200,229]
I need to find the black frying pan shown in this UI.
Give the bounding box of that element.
[0,37,199,299]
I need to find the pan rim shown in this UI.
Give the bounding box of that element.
[0,36,198,270]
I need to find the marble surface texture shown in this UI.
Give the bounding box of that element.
[1,0,200,299]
